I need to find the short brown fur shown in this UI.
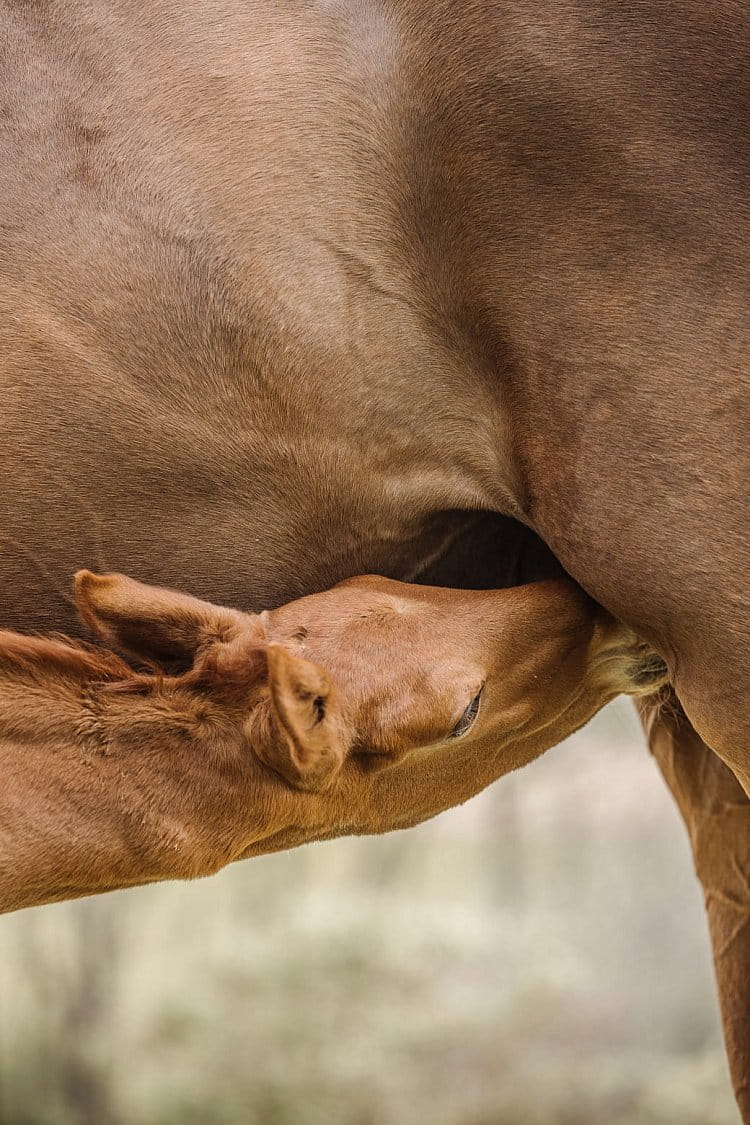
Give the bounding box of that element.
[0,570,663,914]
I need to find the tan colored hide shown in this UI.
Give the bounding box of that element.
[644,694,750,1121]
[0,571,666,914]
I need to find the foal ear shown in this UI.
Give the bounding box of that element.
[263,644,347,790]
[74,570,245,664]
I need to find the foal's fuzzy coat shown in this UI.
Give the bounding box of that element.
[0,570,666,913]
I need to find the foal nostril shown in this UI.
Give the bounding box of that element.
[595,631,670,696]
[620,643,670,693]
[625,647,670,693]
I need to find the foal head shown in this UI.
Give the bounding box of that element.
[72,570,665,796]
[0,573,666,908]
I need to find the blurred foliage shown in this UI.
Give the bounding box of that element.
[0,701,740,1124]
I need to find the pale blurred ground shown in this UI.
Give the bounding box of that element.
[0,699,740,1125]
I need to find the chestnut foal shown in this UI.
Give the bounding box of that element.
[0,572,666,913]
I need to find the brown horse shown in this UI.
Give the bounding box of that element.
[0,569,664,913]
[0,0,747,1114]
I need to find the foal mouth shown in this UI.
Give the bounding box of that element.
[593,638,670,696]
[624,645,670,693]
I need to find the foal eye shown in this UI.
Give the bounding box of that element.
[449,688,483,739]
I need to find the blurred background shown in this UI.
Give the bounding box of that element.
[0,698,739,1125]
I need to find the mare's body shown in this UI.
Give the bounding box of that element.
[0,0,748,1113]
[0,0,746,767]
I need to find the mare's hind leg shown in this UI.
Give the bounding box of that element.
[641,692,750,1124]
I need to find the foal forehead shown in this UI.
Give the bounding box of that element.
[267,576,466,657]
[356,595,413,623]
[290,584,426,630]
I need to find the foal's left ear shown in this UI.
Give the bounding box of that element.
[260,644,348,790]
[74,570,247,664]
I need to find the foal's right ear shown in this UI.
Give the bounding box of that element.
[261,644,348,790]
[74,571,247,664]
